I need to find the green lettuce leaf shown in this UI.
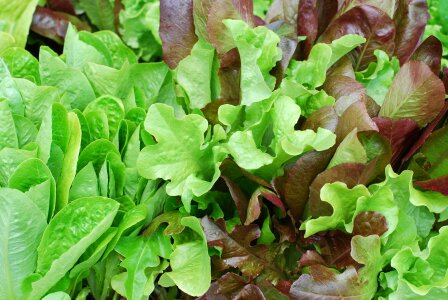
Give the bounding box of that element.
[111,228,172,300]
[391,226,448,296]
[0,0,38,47]
[176,39,220,109]
[28,197,119,300]
[301,165,440,244]
[78,0,115,31]
[223,19,282,105]
[0,188,46,300]
[0,47,40,83]
[119,0,161,61]
[137,103,227,211]
[222,94,335,178]
[356,49,400,105]
[287,35,365,89]
[159,216,211,296]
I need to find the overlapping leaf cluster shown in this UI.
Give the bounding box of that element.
[1,0,448,299]
[0,0,161,61]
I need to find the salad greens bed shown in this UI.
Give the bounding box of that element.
[1,0,448,299]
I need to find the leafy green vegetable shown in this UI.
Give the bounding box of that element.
[28,197,119,300]
[175,39,220,109]
[159,216,211,296]
[0,188,46,300]
[137,103,227,210]
[119,0,161,61]
[112,229,171,300]
[223,19,281,105]
[0,1,447,299]
[0,0,38,47]
[392,226,448,296]
[356,50,400,105]
[379,61,445,127]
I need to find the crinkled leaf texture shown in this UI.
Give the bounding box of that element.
[201,217,284,282]
[290,235,383,300]
[159,216,211,296]
[223,95,336,179]
[392,226,448,296]
[120,0,161,61]
[356,49,400,106]
[137,104,227,211]
[111,227,172,300]
[302,165,447,244]
[223,19,282,105]
[301,182,398,240]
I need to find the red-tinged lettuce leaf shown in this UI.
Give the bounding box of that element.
[323,75,367,116]
[216,272,248,296]
[320,5,396,70]
[335,101,378,142]
[291,235,382,300]
[363,95,381,117]
[299,250,326,267]
[257,281,291,300]
[274,150,334,221]
[207,0,254,60]
[289,265,368,300]
[415,176,448,196]
[352,211,388,236]
[233,284,265,300]
[231,0,255,25]
[401,101,448,166]
[160,0,198,68]
[193,0,213,41]
[47,0,75,14]
[316,0,338,36]
[245,188,263,225]
[373,117,420,166]
[302,106,339,133]
[272,217,297,243]
[260,188,285,210]
[328,56,357,78]
[220,158,276,223]
[309,129,392,216]
[379,61,445,127]
[444,67,448,91]
[221,175,249,223]
[201,282,228,300]
[393,0,429,65]
[265,0,299,27]
[266,21,299,86]
[31,7,91,44]
[308,159,388,216]
[221,158,273,190]
[302,231,357,269]
[412,35,443,75]
[245,187,285,225]
[297,0,318,58]
[301,214,387,269]
[334,0,396,19]
[408,126,448,179]
[273,107,338,221]
[275,36,299,86]
[202,68,241,118]
[201,217,285,281]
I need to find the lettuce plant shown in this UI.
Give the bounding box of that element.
[1,1,448,299]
